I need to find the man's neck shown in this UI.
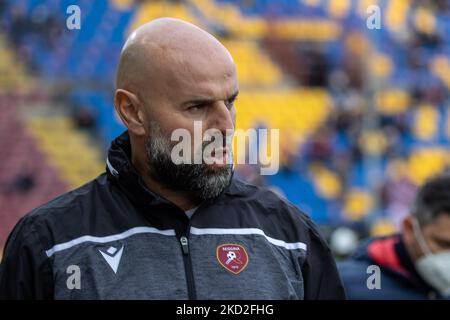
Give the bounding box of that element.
[143,174,202,211]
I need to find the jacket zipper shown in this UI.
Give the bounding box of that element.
[176,201,212,300]
[178,228,197,300]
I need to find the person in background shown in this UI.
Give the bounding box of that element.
[339,173,450,299]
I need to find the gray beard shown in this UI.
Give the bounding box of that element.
[144,122,233,200]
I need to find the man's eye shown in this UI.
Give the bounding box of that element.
[188,104,205,111]
[436,239,450,249]
[226,98,237,109]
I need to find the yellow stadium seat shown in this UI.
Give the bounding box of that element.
[190,0,340,41]
[414,7,436,35]
[309,164,342,200]
[358,130,388,155]
[110,0,134,11]
[407,148,450,185]
[27,116,105,189]
[375,89,410,115]
[128,2,201,35]
[370,53,394,78]
[413,104,438,141]
[430,55,450,89]
[344,189,374,221]
[235,89,331,150]
[328,0,351,19]
[370,219,398,237]
[385,0,410,32]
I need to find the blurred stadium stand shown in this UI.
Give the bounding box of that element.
[0,0,450,257]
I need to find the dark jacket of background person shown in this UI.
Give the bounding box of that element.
[338,234,449,300]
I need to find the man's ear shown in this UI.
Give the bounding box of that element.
[114,89,146,136]
[402,215,414,244]
[402,215,420,260]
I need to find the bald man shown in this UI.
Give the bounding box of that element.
[0,18,345,300]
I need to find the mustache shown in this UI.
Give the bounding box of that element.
[200,137,231,151]
[170,135,232,155]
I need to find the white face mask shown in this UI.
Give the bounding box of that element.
[412,218,450,297]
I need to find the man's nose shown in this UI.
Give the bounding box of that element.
[209,101,235,133]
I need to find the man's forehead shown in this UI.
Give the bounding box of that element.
[176,78,238,104]
[161,53,238,101]
[168,45,235,77]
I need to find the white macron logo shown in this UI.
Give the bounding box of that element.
[99,245,124,274]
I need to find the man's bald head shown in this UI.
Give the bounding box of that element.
[116,17,235,98]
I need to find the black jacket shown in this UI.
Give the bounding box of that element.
[0,132,345,299]
[339,234,448,299]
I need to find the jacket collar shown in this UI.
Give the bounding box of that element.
[105,131,239,210]
[363,234,438,293]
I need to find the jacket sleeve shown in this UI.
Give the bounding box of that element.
[300,215,346,300]
[0,216,54,299]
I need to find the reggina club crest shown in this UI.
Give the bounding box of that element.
[216,244,249,274]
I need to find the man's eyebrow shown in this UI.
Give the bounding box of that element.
[183,97,215,106]
[182,90,239,106]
